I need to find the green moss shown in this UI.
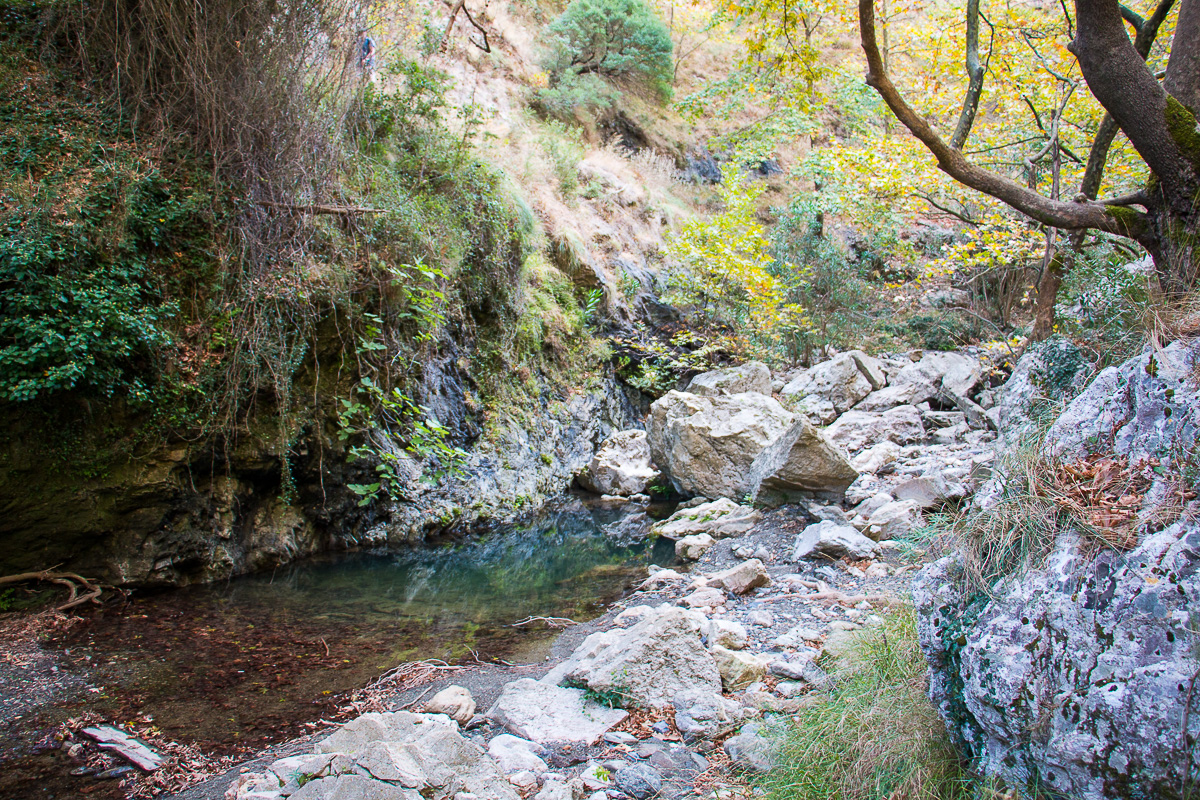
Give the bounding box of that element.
[1103,203,1144,236]
[1165,95,1200,170]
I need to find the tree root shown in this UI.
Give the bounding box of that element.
[0,567,105,611]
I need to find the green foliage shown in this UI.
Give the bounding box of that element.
[0,70,216,403]
[1057,241,1153,366]
[891,312,983,352]
[537,121,586,198]
[757,610,977,800]
[531,70,617,124]
[613,330,723,397]
[542,0,673,97]
[581,682,635,709]
[357,59,451,149]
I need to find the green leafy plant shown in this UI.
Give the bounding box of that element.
[542,0,673,97]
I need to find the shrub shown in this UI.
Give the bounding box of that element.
[757,610,979,800]
[531,70,616,124]
[542,0,672,96]
[893,312,984,351]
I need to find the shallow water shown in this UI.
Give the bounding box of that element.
[1,495,672,796]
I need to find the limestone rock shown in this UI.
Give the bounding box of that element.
[558,607,722,708]
[792,520,878,560]
[706,559,771,595]
[577,430,658,497]
[780,351,886,413]
[648,391,794,499]
[712,646,768,692]
[850,440,901,474]
[996,336,1092,446]
[723,723,775,772]
[672,689,746,742]
[486,679,627,743]
[675,533,715,561]
[651,498,761,540]
[612,764,662,800]
[424,685,476,726]
[684,587,725,608]
[487,735,548,775]
[825,406,925,453]
[685,362,771,397]
[791,395,837,425]
[747,415,859,505]
[863,499,922,541]
[702,618,749,650]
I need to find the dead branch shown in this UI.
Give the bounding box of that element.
[511,615,577,628]
[0,569,105,611]
[255,201,386,216]
[440,0,491,53]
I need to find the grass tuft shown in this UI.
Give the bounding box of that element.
[756,610,987,800]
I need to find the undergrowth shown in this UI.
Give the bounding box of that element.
[757,610,985,800]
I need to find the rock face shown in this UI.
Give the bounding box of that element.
[577,430,659,496]
[555,607,722,708]
[996,336,1092,445]
[227,711,519,800]
[915,339,1200,800]
[685,361,772,397]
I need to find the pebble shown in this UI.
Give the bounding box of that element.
[95,766,134,780]
[509,770,539,790]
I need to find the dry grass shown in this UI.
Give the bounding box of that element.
[755,610,985,800]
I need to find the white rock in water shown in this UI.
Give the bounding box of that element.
[424,685,476,725]
[685,361,772,397]
[577,430,659,497]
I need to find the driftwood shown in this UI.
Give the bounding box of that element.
[82,726,163,772]
[0,568,104,611]
[511,615,577,629]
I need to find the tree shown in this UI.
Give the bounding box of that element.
[858,0,1199,301]
[543,0,674,92]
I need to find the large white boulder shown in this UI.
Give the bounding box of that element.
[792,520,879,560]
[555,607,722,708]
[485,679,627,743]
[748,415,859,505]
[651,498,761,540]
[685,361,772,397]
[577,430,659,496]
[825,405,926,453]
[781,351,887,414]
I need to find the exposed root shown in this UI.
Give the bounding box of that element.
[338,659,465,717]
[0,567,106,611]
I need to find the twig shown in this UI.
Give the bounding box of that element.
[400,686,434,711]
[511,615,578,628]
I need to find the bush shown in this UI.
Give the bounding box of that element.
[531,70,616,124]
[757,610,979,800]
[893,312,984,351]
[542,0,672,96]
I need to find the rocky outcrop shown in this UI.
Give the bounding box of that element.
[577,429,659,496]
[915,339,1200,800]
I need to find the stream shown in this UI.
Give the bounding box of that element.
[0,494,675,799]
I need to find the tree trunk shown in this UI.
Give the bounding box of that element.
[1032,248,1065,341]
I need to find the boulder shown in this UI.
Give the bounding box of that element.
[675,533,715,561]
[648,391,794,499]
[996,336,1092,446]
[684,587,726,608]
[651,498,761,540]
[891,475,960,509]
[855,351,981,411]
[825,406,925,453]
[780,351,886,413]
[672,689,746,742]
[747,415,859,505]
[705,559,771,595]
[487,735,548,775]
[851,492,895,520]
[702,618,749,650]
[712,646,768,692]
[723,723,775,772]
[791,395,837,425]
[850,440,901,474]
[685,362,771,397]
[557,607,723,708]
[486,679,627,743]
[612,764,662,800]
[862,499,922,541]
[577,430,658,497]
[423,686,476,727]
[792,520,878,560]
[225,711,521,800]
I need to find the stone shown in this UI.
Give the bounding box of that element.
[684,587,726,608]
[825,406,926,454]
[604,731,637,745]
[705,559,771,595]
[672,689,746,742]
[651,499,761,540]
[850,440,901,474]
[746,609,774,627]
[891,475,958,509]
[675,533,715,561]
[852,492,894,520]
[487,735,549,775]
[533,779,586,800]
[577,430,659,497]
[702,618,749,650]
[685,362,772,397]
[508,772,539,792]
[780,351,885,414]
[424,686,476,726]
[711,645,768,692]
[288,775,421,800]
[772,626,822,648]
[995,336,1092,446]
[612,764,662,800]
[647,391,794,499]
[747,414,860,505]
[791,394,837,425]
[486,680,627,744]
[863,499,922,541]
[723,723,775,772]
[558,607,723,708]
[792,520,878,560]
[769,659,830,689]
